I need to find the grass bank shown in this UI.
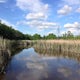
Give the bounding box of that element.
[33,40,80,61]
[33,40,80,54]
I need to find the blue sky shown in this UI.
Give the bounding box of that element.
[0,0,80,36]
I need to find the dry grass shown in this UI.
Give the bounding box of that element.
[33,40,80,54]
[38,40,80,44]
[0,37,10,50]
[33,40,80,61]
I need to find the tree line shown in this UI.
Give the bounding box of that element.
[0,22,26,40]
[0,21,80,40]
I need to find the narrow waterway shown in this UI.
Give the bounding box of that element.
[0,47,80,80]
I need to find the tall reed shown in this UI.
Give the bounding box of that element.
[33,40,80,55]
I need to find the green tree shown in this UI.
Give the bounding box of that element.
[0,22,27,40]
[24,34,32,40]
[45,33,57,39]
[62,31,74,39]
[32,34,42,40]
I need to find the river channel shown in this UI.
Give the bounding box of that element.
[0,47,80,80]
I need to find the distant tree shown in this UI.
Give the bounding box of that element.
[62,31,74,39]
[32,34,42,40]
[45,33,57,39]
[62,33,67,39]
[24,34,32,40]
[42,35,46,40]
[75,35,80,39]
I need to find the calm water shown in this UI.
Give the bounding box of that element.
[1,47,80,80]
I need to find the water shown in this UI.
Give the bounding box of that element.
[0,47,80,80]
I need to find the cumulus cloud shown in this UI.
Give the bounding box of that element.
[16,0,49,13]
[17,20,58,30]
[64,22,80,28]
[27,20,57,27]
[61,0,80,15]
[64,22,80,34]
[26,12,47,20]
[16,0,50,20]
[22,20,58,29]
[16,0,54,30]
[57,5,72,15]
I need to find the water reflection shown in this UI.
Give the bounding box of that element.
[2,48,48,80]
[0,47,80,80]
[34,47,80,62]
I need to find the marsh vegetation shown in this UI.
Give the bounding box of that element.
[34,40,80,54]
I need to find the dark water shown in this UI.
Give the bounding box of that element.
[1,47,80,80]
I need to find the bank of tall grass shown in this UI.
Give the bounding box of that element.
[33,40,80,62]
[33,40,80,54]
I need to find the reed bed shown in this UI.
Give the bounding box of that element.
[0,37,11,54]
[33,40,80,55]
[0,38,33,56]
[33,40,80,62]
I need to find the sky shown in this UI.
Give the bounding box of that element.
[0,0,80,36]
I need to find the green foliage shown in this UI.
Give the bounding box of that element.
[24,34,32,40]
[0,22,26,40]
[43,33,57,39]
[32,34,42,40]
[75,35,80,39]
[62,31,74,39]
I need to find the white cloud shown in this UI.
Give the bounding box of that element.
[16,0,53,30]
[64,22,80,34]
[61,28,78,35]
[64,23,74,28]
[61,0,80,15]
[0,0,6,3]
[57,5,72,15]
[76,7,80,13]
[17,20,58,30]
[26,12,47,20]
[16,0,49,13]
[16,0,58,30]
[16,0,50,21]
[68,28,77,33]
[62,0,80,5]
[64,22,80,28]
[27,20,58,29]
